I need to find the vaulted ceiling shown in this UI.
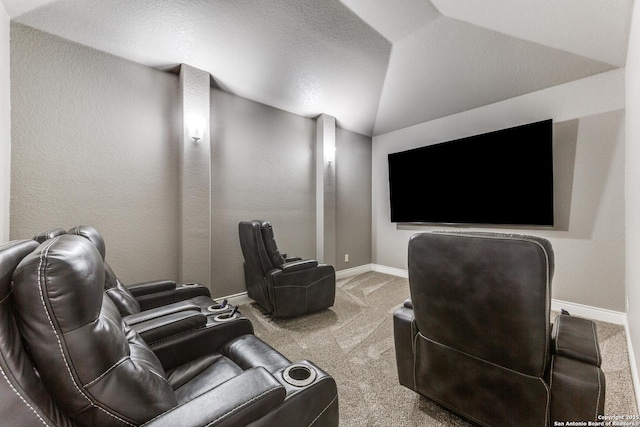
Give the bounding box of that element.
[3,0,634,136]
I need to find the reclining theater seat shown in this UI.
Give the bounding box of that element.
[394,231,605,427]
[0,239,78,427]
[238,220,336,318]
[67,225,215,316]
[7,234,339,426]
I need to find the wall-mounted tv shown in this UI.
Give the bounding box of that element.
[388,119,554,226]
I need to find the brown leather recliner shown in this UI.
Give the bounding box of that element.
[394,231,605,427]
[238,220,336,318]
[2,235,339,426]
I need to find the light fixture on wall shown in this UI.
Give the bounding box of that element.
[325,145,336,164]
[187,114,206,142]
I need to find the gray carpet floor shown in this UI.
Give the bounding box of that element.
[239,271,638,426]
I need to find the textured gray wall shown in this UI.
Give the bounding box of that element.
[9,24,374,296]
[10,24,180,284]
[0,4,9,242]
[210,88,316,298]
[335,128,372,271]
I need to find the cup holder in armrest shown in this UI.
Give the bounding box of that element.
[207,303,230,313]
[283,364,317,387]
[213,312,239,322]
[181,283,201,287]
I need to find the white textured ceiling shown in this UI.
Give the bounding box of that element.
[4,0,633,136]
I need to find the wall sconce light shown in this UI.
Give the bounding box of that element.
[325,146,336,164]
[187,114,206,142]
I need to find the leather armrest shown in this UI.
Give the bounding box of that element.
[280,259,319,272]
[552,314,602,367]
[128,280,177,297]
[549,355,605,423]
[136,285,212,311]
[393,306,417,390]
[131,311,207,344]
[284,256,302,262]
[124,301,201,325]
[151,320,255,371]
[143,367,286,427]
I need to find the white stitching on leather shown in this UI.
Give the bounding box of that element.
[412,332,419,389]
[0,364,50,426]
[274,273,334,290]
[540,376,550,427]
[417,332,546,380]
[591,321,601,366]
[308,393,338,426]
[36,237,135,427]
[549,356,555,390]
[595,367,602,420]
[555,315,562,353]
[0,287,12,304]
[416,332,550,424]
[84,356,129,388]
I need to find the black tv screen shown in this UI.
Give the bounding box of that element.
[388,119,554,226]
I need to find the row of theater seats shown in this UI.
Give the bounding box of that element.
[1,226,339,426]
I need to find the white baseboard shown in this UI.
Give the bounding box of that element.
[551,299,626,325]
[336,263,373,279]
[214,291,253,306]
[372,264,408,278]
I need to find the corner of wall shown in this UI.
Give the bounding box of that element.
[0,2,10,242]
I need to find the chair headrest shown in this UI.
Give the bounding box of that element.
[238,220,274,272]
[259,221,286,268]
[67,225,106,259]
[33,228,67,243]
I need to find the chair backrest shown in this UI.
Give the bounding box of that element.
[259,221,286,268]
[12,235,177,426]
[33,227,67,243]
[68,225,142,316]
[408,231,553,377]
[0,239,79,427]
[238,220,276,274]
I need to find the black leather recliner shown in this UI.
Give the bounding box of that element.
[394,231,605,427]
[238,220,336,318]
[3,235,339,426]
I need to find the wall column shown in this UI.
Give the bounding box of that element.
[316,114,336,265]
[179,64,211,289]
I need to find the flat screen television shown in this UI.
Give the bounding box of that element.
[388,119,554,226]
